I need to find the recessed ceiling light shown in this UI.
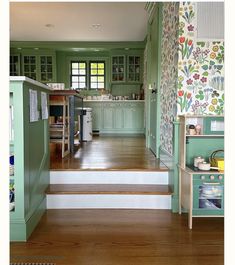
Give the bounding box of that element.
[45,24,55,28]
[92,24,101,29]
[34,48,39,50]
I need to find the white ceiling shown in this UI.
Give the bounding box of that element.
[10,2,148,42]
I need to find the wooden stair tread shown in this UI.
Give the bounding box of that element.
[50,168,169,172]
[46,184,172,195]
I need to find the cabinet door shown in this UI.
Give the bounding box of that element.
[22,54,55,82]
[127,56,141,82]
[111,55,125,82]
[123,104,144,130]
[132,105,144,129]
[92,106,102,130]
[10,55,20,76]
[123,107,133,129]
[39,55,54,83]
[114,106,123,129]
[23,55,37,80]
[103,104,114,129]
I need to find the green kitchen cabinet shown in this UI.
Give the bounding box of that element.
[22,54,56,83]
[10,76,51,241]
[84,102,102,131]
[22,55,37,80]
[123,102,144,130]
[111,53,142,84]
[84,101,144,134]
[127,55,141,82]
[10,54,21,76]
[103,103,115,129]
[92,104,102,131]
[111,55,125,82]
[114,106,123,129]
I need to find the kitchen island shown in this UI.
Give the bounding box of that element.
[83,100,145,134]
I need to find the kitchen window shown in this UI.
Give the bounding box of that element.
[71,61,87,89]
[70,60,105,90]
[89,61,105,89]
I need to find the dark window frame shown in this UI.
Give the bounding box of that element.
[89,60,105,90]
[70,61,87,90]
[70,60,106,90]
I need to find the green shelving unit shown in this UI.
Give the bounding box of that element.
[178,115,224,229]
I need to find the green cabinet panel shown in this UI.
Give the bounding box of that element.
[103,104,115,129]
[123,103,144,129]
[92,106,102,130]
[83,102,102,131]
[10,77,51,241]
[114,107,123,129]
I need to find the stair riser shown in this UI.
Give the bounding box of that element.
[47,194,171,209]
[50,171,169,185]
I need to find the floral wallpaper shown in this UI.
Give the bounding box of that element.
[159,2,224,155]
[160,2,179,155]
[177,2,224,115]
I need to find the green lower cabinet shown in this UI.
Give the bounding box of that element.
[123,104,144,130]
[103,104,115,129]
[114,107,123,129]
[90,103,102,131]
[84,101,144,133]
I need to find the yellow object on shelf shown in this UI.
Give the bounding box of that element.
[210,150,224,171]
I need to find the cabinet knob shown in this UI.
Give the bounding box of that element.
[200,175,205,180]
[218,175,223,180]
[210,175,215,180]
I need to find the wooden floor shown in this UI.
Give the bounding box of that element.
[46,184,172,195]
[50,135,168,171]
[10,209,224,265]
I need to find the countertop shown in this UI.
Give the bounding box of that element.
[10,76,52,91]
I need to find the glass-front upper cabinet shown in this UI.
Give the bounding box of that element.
[127,55,141,82]
[23,55,37,80]
[10,55,20,76]
[22,54,55,83]
[40,56,53,82]
[111,55,125,82]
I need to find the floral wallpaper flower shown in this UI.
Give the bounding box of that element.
[177,2,224,115]
[160,2,179,155]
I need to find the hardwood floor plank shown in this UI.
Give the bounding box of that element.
[46,184,172,195]
[10,209,224,265]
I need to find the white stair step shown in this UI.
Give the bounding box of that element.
[50,170,169,185]
[47,194,171,209]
